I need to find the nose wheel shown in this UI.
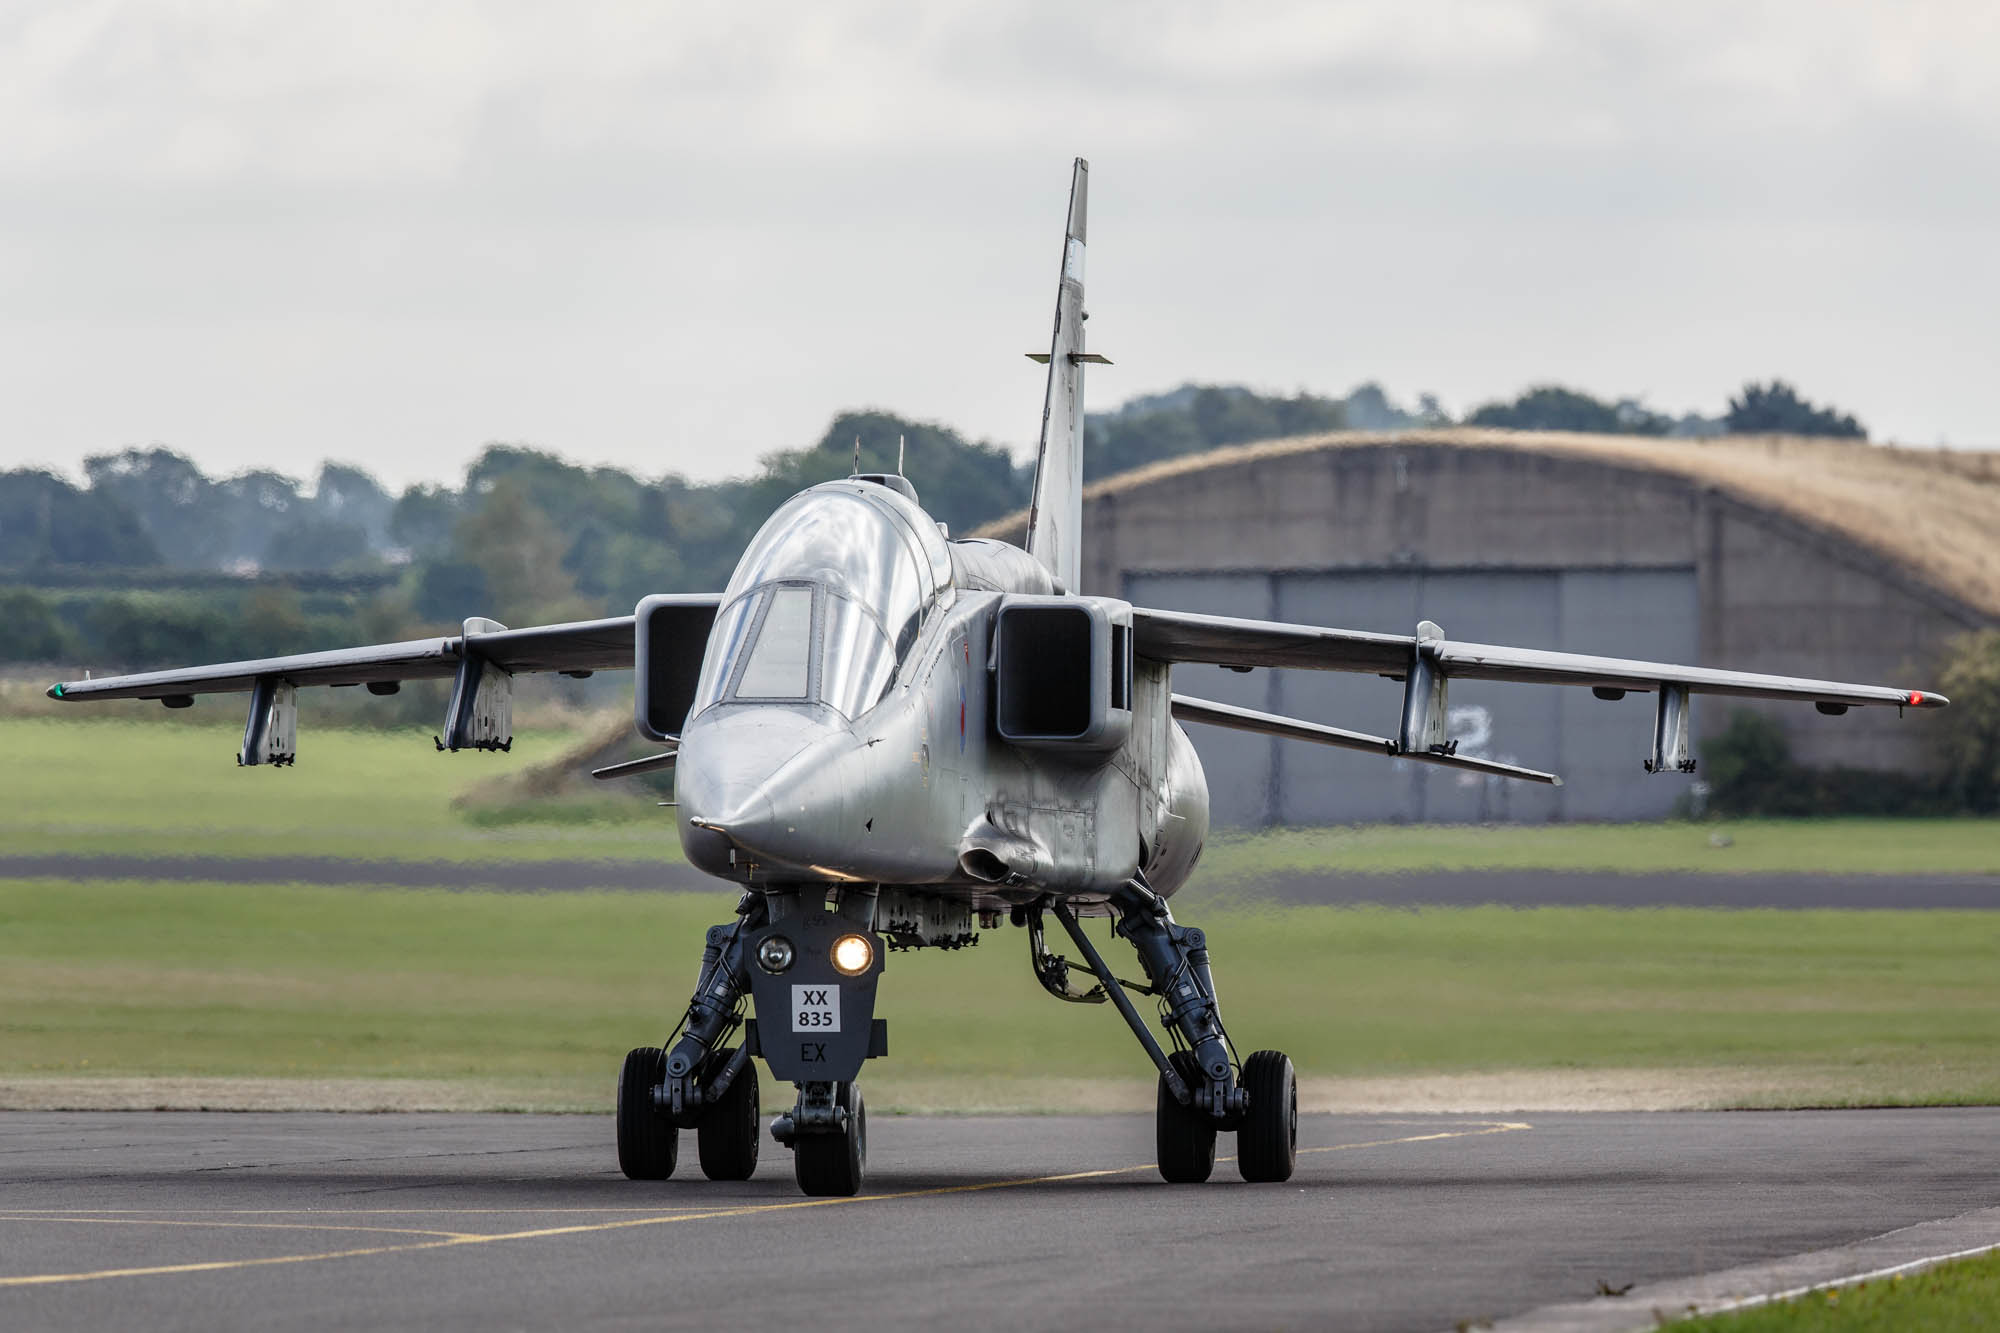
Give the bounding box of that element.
[788,1081,867,1197]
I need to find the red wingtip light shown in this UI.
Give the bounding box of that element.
[1908,691,1924,706]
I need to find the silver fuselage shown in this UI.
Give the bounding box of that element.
[673,480,1208,907]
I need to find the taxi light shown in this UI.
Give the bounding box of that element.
[757,935,796,974]
[830,933,874,977]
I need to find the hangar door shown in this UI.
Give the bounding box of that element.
[1128,567,1699,825]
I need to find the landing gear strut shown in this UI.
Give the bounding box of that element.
[616,893,766,1182]
[1051,879,1296,1183]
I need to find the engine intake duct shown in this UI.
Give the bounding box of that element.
[992,596,1132,752]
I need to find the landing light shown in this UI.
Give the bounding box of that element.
[757,935,796,974]
[830,933,874,977]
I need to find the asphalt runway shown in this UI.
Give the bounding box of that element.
[3,1109,1997,1331]
[7,853,1996,907]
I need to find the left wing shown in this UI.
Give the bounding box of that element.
[1134,606,1946,779]
[1132,608,1945,711]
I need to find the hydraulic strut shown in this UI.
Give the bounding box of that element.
[656,892,766,1124]
[1050,901,1184,1102]
[1107,879,1245,1122]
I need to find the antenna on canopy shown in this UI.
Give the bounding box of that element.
[897,435,906,476]
[853,435,862,474]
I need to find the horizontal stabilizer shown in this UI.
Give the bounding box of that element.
[1170,693,1562,786]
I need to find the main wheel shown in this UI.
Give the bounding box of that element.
[1156,1050,1216,1183]
[696,1049,760,1181]
[794,1082,866,1197]
[616,1046,678,1180]
[1237,1050,1297,1183]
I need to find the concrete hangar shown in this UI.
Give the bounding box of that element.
[981,430,2000,825]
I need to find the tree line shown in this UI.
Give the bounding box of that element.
[1,377,1870,669]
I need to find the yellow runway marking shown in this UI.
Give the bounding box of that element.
[0,1119,1531,1289]
[0,1217,478,1240]
[0,1207,726,1218]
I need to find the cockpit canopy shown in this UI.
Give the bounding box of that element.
[694,483,954,720]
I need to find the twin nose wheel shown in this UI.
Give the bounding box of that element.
[1156,1050,1297,1184]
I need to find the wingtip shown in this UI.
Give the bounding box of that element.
[45,683,64,701]
[1911,690,1950,709]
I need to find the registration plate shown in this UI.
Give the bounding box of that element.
[791,984,841,1034]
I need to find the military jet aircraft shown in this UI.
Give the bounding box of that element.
[48,159,1948,1197]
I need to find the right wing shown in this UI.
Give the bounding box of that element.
[46,602,722,763]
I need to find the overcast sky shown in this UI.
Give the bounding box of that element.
[4,1,1996,490]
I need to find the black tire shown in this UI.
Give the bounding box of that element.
[1156,1050,1216,1184]
[1237,1050,1297,1183]
[616,1046,678,1180]
[696,1049,760,1182]
[794,1083,866,1197]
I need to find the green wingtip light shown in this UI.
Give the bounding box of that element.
[50,683,63,698]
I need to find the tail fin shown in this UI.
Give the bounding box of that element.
[1025,158,1106,592]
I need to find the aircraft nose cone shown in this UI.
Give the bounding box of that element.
[675,707,848,874]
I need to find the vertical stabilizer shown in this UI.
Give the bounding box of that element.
[1025,158,1102,592]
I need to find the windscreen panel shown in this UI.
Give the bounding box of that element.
[734,585,816,700]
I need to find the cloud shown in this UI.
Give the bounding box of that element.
[3,0,1996,487]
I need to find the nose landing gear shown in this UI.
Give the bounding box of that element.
[619,886,886,1196]
[773,1080,867,1196]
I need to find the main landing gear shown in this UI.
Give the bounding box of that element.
[1045,878,1297,1184]
[616,895,765,1183]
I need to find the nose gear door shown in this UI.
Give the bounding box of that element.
[743,909,887,1084]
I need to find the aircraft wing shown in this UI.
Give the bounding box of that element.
[1170,693,1561,785]
[45,615,644,704]
[1130,608,1946,711]
[42,605,726,763]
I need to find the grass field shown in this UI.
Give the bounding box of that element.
[6,716,1997,1113]
[2,716,681,863]
[1672,1250,2000,1330]
[7,717,1998,874]
[4,876,1998,1112]
[1199,820,2000,878]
